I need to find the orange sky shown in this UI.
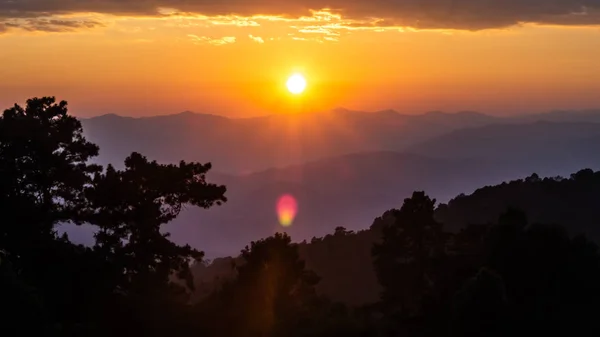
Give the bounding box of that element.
[1,3,600,117]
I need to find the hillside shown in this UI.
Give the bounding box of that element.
[190,169,600,306]
[436,169,600,236]
[409,122,600,176]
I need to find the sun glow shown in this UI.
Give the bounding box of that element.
[286,74,307,95]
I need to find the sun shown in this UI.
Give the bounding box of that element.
[286,74,307,95]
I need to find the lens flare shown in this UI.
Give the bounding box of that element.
[277,194,298,227]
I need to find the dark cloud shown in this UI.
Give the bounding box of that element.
[1,0,600,30]
[0,18,105,33]
[24,19,105,32]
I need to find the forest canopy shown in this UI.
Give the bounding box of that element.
[2,97,600,337]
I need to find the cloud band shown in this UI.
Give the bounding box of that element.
[1,0,600,31]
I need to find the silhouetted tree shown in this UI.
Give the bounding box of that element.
[436,169,600,239]
[298,226,381,307]
[199,233,320,337]
[86,153,227,297]
[334,226,355,236]
[0,98,227,336]
[0,97,106,334]
[481,210,600,337]
[6,96,600,337]
[372,192,444,318]
[450,267,508,337]
[0,97,100,267]
[0,249,48,335]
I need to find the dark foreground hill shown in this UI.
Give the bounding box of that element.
[5,97,600,337]
[191,169,600,306]
[436,169,600,236]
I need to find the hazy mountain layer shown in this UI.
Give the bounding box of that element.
[70,109,600,257]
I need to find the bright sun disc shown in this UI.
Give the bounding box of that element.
[286,74,306,95]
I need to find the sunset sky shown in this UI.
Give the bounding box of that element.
[1,1,600,118]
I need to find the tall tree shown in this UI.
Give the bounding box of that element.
[372,192,445,317]
[0,97,107,334]
[0,97,228,336]
[86,152,227,298]
[200,233,320,337]
[0,97,100,261]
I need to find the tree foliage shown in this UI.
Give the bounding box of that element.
[372,192,445,317]
[86,153,226,296]
[436,170,600,238]
[198,233,321,337]
[0,97,100,263]
[0,97,227,335]
[2,96,600,337]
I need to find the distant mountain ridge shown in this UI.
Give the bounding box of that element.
[409,121,600,176]
[81,108,600,175]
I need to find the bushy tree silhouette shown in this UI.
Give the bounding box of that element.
[0,97,106,334]
[436,170,600,239]
[0,98,227,336]
[372,192,444,318]
[199,233,320,337]
[86,153,226,297]
[0,97,100,266]
[450,267,508,337]
[4,96,600,337]
[0,249,48,334]
[480,210,600,337]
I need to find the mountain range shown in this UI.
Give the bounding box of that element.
[66,108,600,257]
